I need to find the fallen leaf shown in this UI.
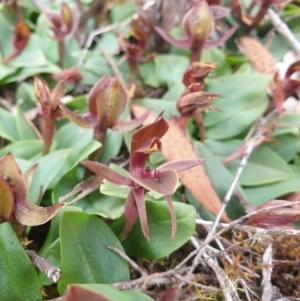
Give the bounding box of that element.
[238,37,277,75]
[132,104,229,222]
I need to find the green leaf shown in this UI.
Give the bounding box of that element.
[99,130,123,164]
[134,98,178,118]
[100,163,131,199]
[15,82,36,111]
[0,64,16,82]
[205,91,269,139]
[58,211,130,294]
[97,33,119,55]
[77,284,155,301]
[52,174,125,220]
[8,36,49,68]
[15,107,39,140]
[110,3,136,23]
[139,61,160,88]
[269,134,300,162]
[226,146,295,186]
[0,107,20,141]
[28,149,71,203]
[201,48,232,76]
[273,113,300,136]
[0,140,43,159]
[204,74,271,127]
[0,223,42,301]
[205,138,243,159]
[54,122,101,177]
[243,168,300,206]
[155,54,189,87]
[0,64,61,85]
[194,141,245,220]
[111,200,196,260]
[38,207,82,285]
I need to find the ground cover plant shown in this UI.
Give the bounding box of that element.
[0,0,300,300]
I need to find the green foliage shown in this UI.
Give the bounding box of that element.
[58,211,130,294]
[0,0,300,300]
[0,224,42,301]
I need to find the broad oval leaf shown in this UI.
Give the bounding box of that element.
[28,149,71,202]
[0,223,42,301]
[58,211,130,294]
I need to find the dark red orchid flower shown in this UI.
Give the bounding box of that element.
[81,115,204,241]
[0,153,64,225]
[34,0,78,41]
[2,21,30,64]
[34,77,66,155]
[34,0,79,66]
[119,10,155,76]
[176,62,218,141]
[182,61,216,87]
[247,200,300,229]
[155,0,237,62]
[60,75,150,141]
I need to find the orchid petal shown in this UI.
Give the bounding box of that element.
[131,114,168,155]
[121,190,139,240]
[0,176,14,223]
[80,161,134,187]
[15,201,66,226]
[203,26,237,49]
[156,158,205,173]
[130,170,178,195]
[210,5,230,19]
[165,195,177,239]
[59,102,97,129]
[0,153,28,203]
[88,75,127,130]
[133,187,149,241]
[154,26,192,49]
[112,110,151,132]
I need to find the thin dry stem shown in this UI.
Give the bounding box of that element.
[77,1,156,67]
[107,245,148,277]
[184,110,278,282]
[268,8,300,55]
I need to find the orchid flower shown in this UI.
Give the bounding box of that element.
[34,77,66,155]
[155,0,237,62]
[35,0,79,66]
[2,21,30,64]
[119,10,155,76]
[0,153,64,225]
[81,115,204,241]
[59,75,150,159]
[177,62,218,141]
